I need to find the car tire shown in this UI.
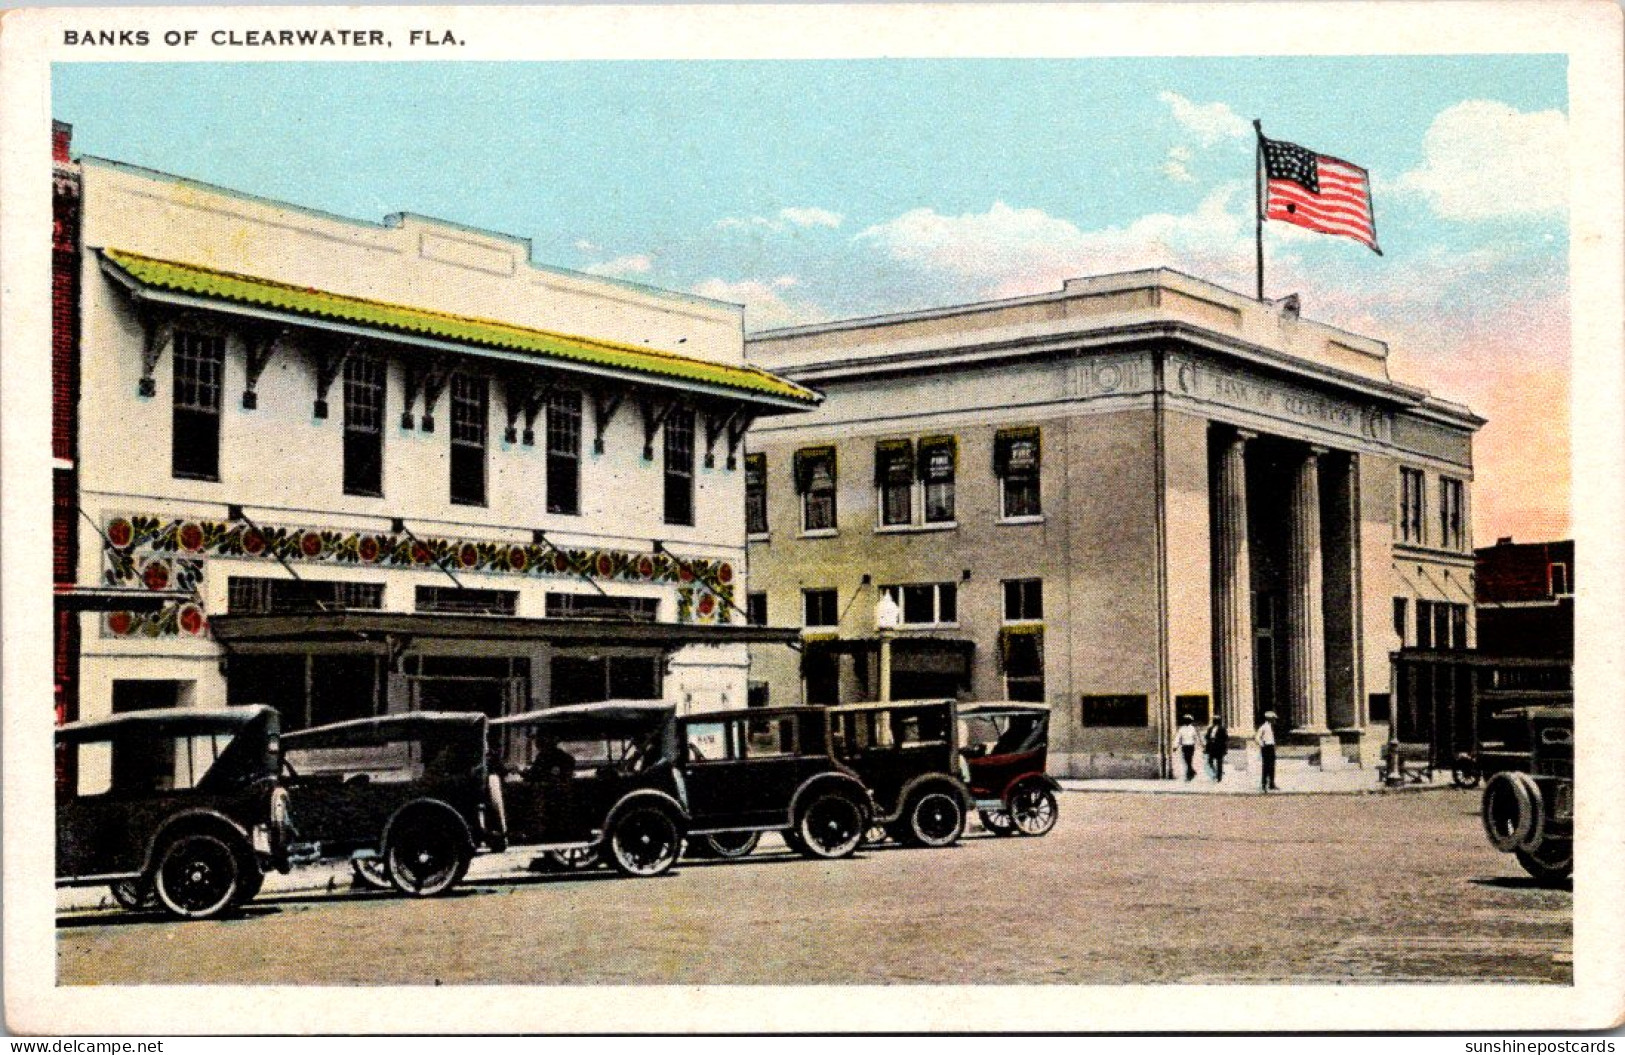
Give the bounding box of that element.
[109,879,156,912]
[979,810,1017,837]
[780,827,810,855]
[1515,839,1572,885]
[385,815,470,897]
[1451,755,1481,789]
[152,831,245,920]
[902,788,966,849]
[1482,771,1540,853]
[1009,785,1060,837]
[795,794,865,860]
[545,846,602,872]
[232,866,265,905]
[703,831,762,860]
[606,806,682,878]
[351,857,391,890]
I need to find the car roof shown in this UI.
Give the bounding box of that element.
[57,704,276,739]
[828,698,956,713]
[681,705,824,723]
[283,711,486,749]
[957,702,1051,718]
[491,699,676,729]
[1490,705,1575,721]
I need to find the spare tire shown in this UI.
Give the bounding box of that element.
[1481,770,1540,853]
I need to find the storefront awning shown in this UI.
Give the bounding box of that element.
[98,248,821,411]
[209,611,801,653]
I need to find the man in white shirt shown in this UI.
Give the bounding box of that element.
[1174,715,1200,781]
[1256,710,1279,792]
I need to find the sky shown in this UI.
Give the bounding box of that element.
[52,57,1571,542]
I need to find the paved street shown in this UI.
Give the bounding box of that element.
[56,789,1571,986]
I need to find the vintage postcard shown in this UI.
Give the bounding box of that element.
[2,0,1622,1036]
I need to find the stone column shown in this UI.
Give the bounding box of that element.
[1287,445,1330,736]
[1213,429,1256,732]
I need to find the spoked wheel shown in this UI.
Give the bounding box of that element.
[110,879,156,912]
[1009,785,1060,837]
[607,806,682,878]
[796,795,865,859]
[1515,840,1573,885]
[386,816,470,897]
[546,846,602,871]
[703,831,762,860]
[152,832,244,920]
[351,857,391,890]
[904,789,966,848]
[1452,755,1481,789]
[979,810,1017,837]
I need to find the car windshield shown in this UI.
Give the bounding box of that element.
[833,705,950,755]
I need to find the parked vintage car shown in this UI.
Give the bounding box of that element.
[56,704,292,920]
[957,703,1061,837]
[280,712,506,897]
[827,699,974,848]
[1479,704,1573,884]
[680,706,874,860]
[490,701,689,878]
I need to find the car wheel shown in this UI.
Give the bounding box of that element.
[904,789,966,848]
[703,831,762,860]
[1451,755,1481,789]
[546,846,602,871]
[979,810,1017,837]
[351,857,391,890]
[1009,785,1059,837]
[152,832,244,920]
[1515,839,1572,885]
[780,827,810,855]
[386,816,470,897]
[796,795,864,859]
[109,879,156,912]
[607,806,682,878]
[1482,771,1540,853]
[232,867,265,905]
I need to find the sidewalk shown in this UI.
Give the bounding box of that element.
[1060,758,1452,796]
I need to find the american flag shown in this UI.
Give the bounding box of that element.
[1260,135,1380,254]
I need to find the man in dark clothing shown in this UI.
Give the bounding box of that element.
[1205,714,1229,782]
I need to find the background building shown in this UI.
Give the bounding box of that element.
[1475,537,1574,659]
[52,123,815,729]
[744,271,1482,777]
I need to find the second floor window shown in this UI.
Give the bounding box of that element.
[450,375,488,506]
[228,576,384,614]
[1003,578,1044,621]
[663,407,695,526]
[995,427,1041,519]
[744,453,768,535]
[875,439,914,527]
[342,354,385,497]
[1439,477,1465,550]
[746,591,768,627]
[919,436,956,523]
[802,588,838,628]
[795,446,837,533]
[882,582,958,627]
[1398,467,1425,544]
[172,331,225,481]
[546,390,581,516]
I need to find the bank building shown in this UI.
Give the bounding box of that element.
[743,271,1482,777]
[50,122,817,729]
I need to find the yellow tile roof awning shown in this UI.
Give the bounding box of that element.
[99,248,820,408]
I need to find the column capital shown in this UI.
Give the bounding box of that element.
[1230,427,1258,445]
[1304,444,1329,458]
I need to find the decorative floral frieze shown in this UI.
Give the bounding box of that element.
[100,513,736,637]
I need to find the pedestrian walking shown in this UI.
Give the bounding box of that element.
[1175,715,1199,781]
[1205,713,1229,782]
[1257,710,1279,792]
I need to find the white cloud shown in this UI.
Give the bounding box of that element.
[1158,91,1249,146]
[856,189,1252,299]
[573,239,599,252]
[1393,101,1568,220]
[716,206,844,232]
[691,276,824,331]
[583,254,653,278]
[1161,145,1195,183]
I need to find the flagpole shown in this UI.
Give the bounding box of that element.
[1253,119,1265,301]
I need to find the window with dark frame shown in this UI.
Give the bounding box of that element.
[746,591,768,627]
[1003,578,1044,621]
[1439,476,1465,550]
[1551,562,1571,597]
[545,593,659,622]
[1398,467,1425,544]
[795,447,837,532]
[995,427,1041,518]
[875,439,914,527]
[1393,597,1409,643]
[449,375,488,506]
[342,354,385,496]
[415,586,518,615]
[919,436,956,523]
[228,576,385,614]
[546,390,582,516]
[744,453,768,535]
[663,407,695,526]
[1002,627,1045,702]
[802,588,838,628]
[881,583,957,627]
[171,331,225,480]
